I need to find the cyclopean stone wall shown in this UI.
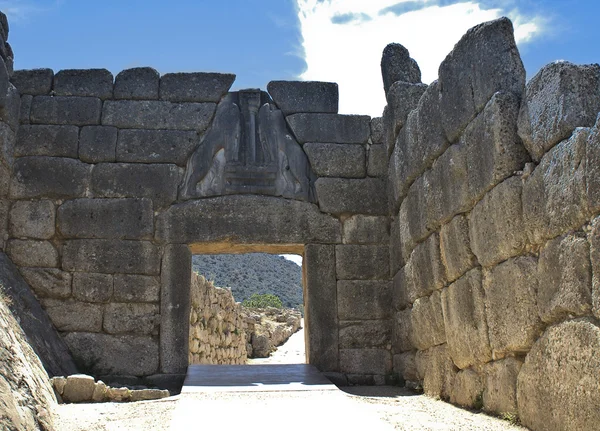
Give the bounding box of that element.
[384,17,600,430]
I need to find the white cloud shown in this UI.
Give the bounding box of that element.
[295,0,542,117]
[0,0,60,22]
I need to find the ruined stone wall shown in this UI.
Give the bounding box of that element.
[189,273,247,365]
[384,17,600,430]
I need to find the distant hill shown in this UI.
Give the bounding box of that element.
[191,253,303,308]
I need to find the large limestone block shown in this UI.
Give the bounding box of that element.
[394,351,418,382]
[518,61,600,161]
[469,176,527,268]
[380,43,421,94]
[438,18,525,143]
[159,72,235,102]
[416,344,457,400]
[450,368,484,408]
[102,100,216,131]
[522,128,589,244]
[19,94,32,124]
[439,214,477,283]
[15,124,79,158]
[155,195,340,245]
[335,245,389,280]
[304,244,338,371]
[57,198,154,240]
[64,332,159,376]
[117,129,198,166]
[9,200,55,239]
[62,374,96,403]
[113,67,159,100]
[406,233,446,303]
[316,177,387,215]
[337,280,391,320]
[483,357,522,415]
[386,81,427,134]
[0,84,20,132]
[441,269,492,369]
[42,299,103,332]
[392,264,411,311]
[10,156,91,199]
[370,117,384,144]
[6,239,57,268]
[0,122,15,168]
[367,143,387,177]
[392,308,413,353]
[62,239,160,275]
[72,272,113,303]
[397,175,431,251]
[389,215,404,276]
[517,319,600,431]
[104,303,159,335]
[339,320,391,349]
[411,290,446,350]
[342,215,389,245]
[10,68,53,95]
[340,348,392,375]
[31,95,102,125]
[538,233,592,323]
[483,257,543,357]
[91,162,181,208]
[286,113,370,144]
[54,69,113,99]
[79,125,118,163]
[113,274,160,303]
[267,81,338,115]
[303,142,365,178]
[587,216,600,320]
[585,114,600,213]
[20,268,71,299]
[463,92,530,200]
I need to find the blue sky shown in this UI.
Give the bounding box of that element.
[3,0,600,117]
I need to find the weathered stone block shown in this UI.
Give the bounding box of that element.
[367,143,387,177]
[380,43,421,93]
[439,215,477,283]
[79,126,118,163]
[286,113,370,144]
[342,215,389,245]
[406,233,446,303]
[470,177,527,268]
[31,96,102,125]
[340,349,392,375]
[57,198,154,240]
[463,92,530,200]
[113,274,160,303]
[588,216,600,320]
[394,350,418,382]
[113,67,159,100]
[339,320,391,349]
[11,156,91,199]
[335,245,389,280]
[316,177,387,215]
[91,163,181,208]
[483,257,543,357]
[392,264,411,311]
[0,161,9,198]
[370,117,384,144]
[382,105,395,156]
[415,344,457,400]
[522,128,589,245]
[19,94,32,124]
[386,81,427,134]
[15,124,79,158]
[19,268,71,299]
[62,239,160,275]
[160,72,235,102]
[160,244,191,374]
[72,272,113,303]
[438,18,525,143]
[9,200,55,239]
[483,357,522,415]
[337,280,391,320]
[389,216,404,276]
[303,142,365,178]
[0,125,14,172]
[102,100,215,131]
[64,332,159,376]
[450,368,484,408]
[0,199,7,249]
[586,115,600,213]
[517,319,600,431]
[267,80,338,115]
[538,233,592,323]
[441,269,492,369]
[104,303,159,335]
[398,172,434,249]
[392,308,413,353]
[54,69,114,99]
[42,299,103,332]
[62,374,95,403]
[156,196,340,244]
[6,239,57,268]
[11,68,53,95]
[304,244,338,371]
[411,290,446,350]
[116,129,198,166]
[518,61,600,161]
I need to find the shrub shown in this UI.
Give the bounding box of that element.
[242,293,283,309]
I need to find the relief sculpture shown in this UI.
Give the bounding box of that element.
[179,89,316,202]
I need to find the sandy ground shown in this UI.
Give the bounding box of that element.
[54,322,526,430]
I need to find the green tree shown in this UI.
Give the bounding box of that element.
[242,293,283,309]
